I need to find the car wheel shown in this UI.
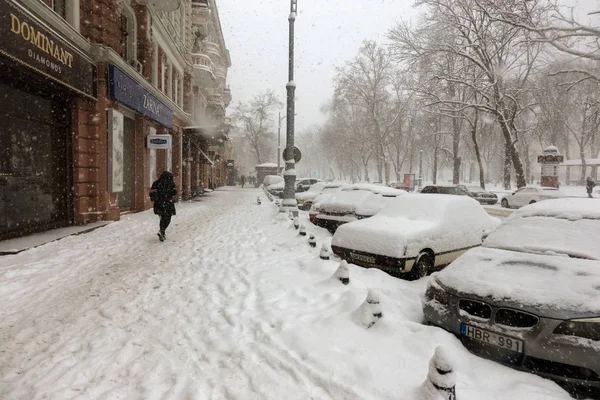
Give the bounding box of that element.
[303,202,312,211]
[501,198,509,208]
[529,200,536,204]
[407,252,433,280]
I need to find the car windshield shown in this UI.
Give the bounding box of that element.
[484,216,600,260]
[467,186,485,193]
[438,187,460,195]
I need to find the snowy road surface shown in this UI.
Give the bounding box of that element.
[0,188,572,399]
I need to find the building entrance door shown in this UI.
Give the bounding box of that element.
[119,116,136,210]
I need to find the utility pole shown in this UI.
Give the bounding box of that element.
[280,0,299,215]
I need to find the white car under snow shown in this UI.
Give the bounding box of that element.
[500,186,565,208]
[331,194,500,280]
[295,182,346,210]
[315,184,406,233]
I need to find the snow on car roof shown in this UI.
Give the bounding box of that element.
[348,183,406,196]
[506,197,600,221]
[377,193,483,219]
[435,246,600,316]
[333,194,495,258]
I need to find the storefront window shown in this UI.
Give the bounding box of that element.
[0,82,68,237]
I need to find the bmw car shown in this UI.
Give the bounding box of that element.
[423,198,600,389]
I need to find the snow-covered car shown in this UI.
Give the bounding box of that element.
[295,178,323,193]
[422,198,600,389]
[262,175,284,197]
[457,185,498,205]
[420,185,470,196]
[296,182,345,211]
[315,184,407,233]
[500,186,565,208]
[331,194,499,279]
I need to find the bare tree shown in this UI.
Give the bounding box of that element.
[334,41,402,184]
[231,90,282,165]
[389,0,545,188]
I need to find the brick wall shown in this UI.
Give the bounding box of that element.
[80,0,121,53]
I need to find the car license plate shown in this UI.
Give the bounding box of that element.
[461,324,523,353]
[351,253,375,264]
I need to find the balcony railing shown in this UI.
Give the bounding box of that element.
[214,67,226,80]
[203,41,220,59]
[223,87,232,105]
[191,0,208,8]
[207,94,224,108]
[191,52,214,72]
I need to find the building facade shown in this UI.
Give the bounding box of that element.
[0,0,233,240]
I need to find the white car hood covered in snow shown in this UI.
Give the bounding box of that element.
[435,246,600,318]
[333,194,497,258]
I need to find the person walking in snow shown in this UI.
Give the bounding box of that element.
[240,175,246,188]
[150,171,178,242]
[587,176,596,198]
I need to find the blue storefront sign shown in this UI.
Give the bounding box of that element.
[108,64,173,128]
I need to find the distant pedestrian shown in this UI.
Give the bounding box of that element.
[587,176,596,198]
[240,175,246,188]
[150,171,177,242]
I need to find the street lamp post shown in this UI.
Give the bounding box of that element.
[277,112,286,172]
[280,0,299,215]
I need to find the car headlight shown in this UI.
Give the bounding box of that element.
[424,282,451,306]
[554,318,600,341]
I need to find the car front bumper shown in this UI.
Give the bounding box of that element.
[422,290,600,388]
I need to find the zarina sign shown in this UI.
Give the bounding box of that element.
[108,65,173,128]
[146,134,172,149]
[0,0,97,98]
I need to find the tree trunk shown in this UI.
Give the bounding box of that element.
[580,146,587,184]
[498,118,526,188]
[564,135,571,185]
[433,145,439,185]
[504,140,512,190]
[452,118,461,184]
[470,116,486,190]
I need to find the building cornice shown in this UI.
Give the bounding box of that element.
[91,44,191,123]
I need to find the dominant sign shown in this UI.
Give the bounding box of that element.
[0,0,97,98]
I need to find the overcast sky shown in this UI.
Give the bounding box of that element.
[217,0,419,134]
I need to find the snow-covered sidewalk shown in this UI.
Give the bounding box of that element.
[0,188,571,399]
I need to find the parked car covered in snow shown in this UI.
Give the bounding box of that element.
[422,198,600,389]
[331,195,499,280]
[262,175,284,197]
[295,178,323,193]
[420,185,470,196]
[500,186,565,208]
[314,184,406,233]
[296,182,345,211]
[457,185,498,205]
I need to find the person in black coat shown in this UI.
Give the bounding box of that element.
[150,171,177,241]
[587,176,596,198]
